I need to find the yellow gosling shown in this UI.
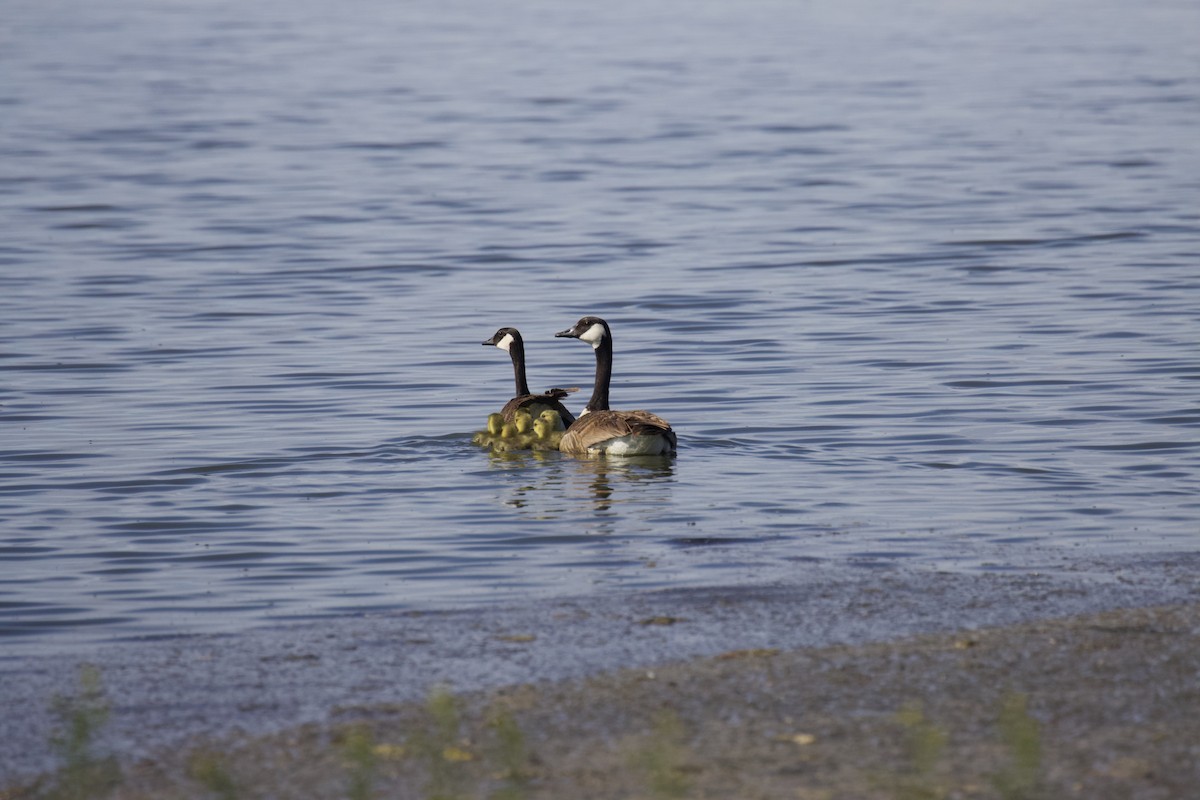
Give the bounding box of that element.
[472,412,506,446]
[538,409,565,432]
[531,416,564,451]
[492,424,536,453]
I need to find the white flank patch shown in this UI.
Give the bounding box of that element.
[579,322,607,349]
[593,434,671,456]
[496,332,515,351]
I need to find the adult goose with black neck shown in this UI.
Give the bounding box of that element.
[554,316,676,456]
[482,327,576,427]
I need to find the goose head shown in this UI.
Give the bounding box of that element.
[556,316,614,413]
[555,316,610,350]
[513,409,535,434]
[482,327,522,352]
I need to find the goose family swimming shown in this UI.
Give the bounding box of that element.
[475,319,674,456]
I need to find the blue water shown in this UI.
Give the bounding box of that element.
[2,0,1198,655]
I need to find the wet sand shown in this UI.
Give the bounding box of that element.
[4,553,1199,797]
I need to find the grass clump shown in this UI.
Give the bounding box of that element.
[409,686,474,800]
[627,708,692,799]
[186,751,239,800]
[991,693,1043,800]
[486,707,532,800]
[340,724,378,800]
[885,701,948,800]
[879,693,1045,800]
[43,664,121,800]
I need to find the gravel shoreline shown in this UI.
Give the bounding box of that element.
[4,552,1198,796]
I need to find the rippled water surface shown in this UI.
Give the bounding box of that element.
[2,0,1198,655]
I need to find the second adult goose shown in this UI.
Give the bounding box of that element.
[482,327,577,427]
[554,316,676,456]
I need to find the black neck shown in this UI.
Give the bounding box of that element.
[586,335,612,411]
[508,338,531,397]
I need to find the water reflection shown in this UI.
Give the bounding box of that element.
[486,451,675,532]
[558,455,676,517]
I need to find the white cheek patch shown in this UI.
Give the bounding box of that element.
[578,323,606,349]
[496,333,515,352]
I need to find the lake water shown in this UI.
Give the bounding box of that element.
[2,0,1198,657]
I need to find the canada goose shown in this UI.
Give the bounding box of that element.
[554,316,677,456]
[482,327,577,427]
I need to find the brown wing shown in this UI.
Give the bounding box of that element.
[558,410,675,454]
[624,409,673,430]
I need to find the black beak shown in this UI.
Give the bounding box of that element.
[481,339,493,346]
[554,327,578,338]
